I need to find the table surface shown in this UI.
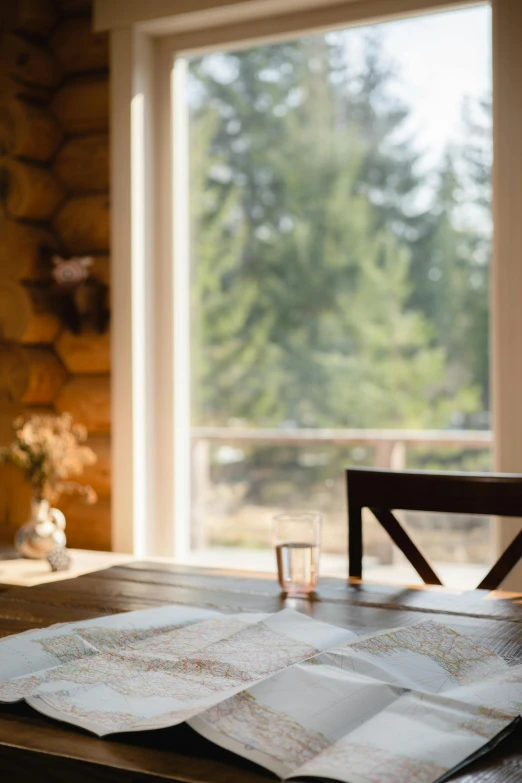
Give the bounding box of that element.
[1,563,522,783]
[0,547,135,586]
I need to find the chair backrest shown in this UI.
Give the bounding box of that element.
[346,467,522,590]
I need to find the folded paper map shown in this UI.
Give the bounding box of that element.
[0,605,520,783]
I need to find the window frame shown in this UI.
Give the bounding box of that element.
[101,0,522,588]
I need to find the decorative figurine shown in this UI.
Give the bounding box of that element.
[50,254,109,334]
[47,546,72,572]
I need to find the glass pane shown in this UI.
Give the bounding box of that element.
[184,4,492,587]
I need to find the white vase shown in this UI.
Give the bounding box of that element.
[14,497,67,559]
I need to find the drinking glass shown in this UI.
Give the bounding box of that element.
[273,512,321,594]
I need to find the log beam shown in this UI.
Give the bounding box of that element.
[52,77,109,134]
[0,98,63,161]
[56,328,111,374]
[56,0,93,15]
[90,255,110,288]
[55,375,110,433]
[0,1,113,555]
[0,218,57,281]
[0,281,61,344]
[54,134,109,192]
[0,72,53,106]
[54,195,110,254]
[57,496,111,550]
[0,280,31,342]
[19,286,62,345]
[0,462,33,536]
[12,1,57,38]
[0,402,25,443]
[0,33,62,89]
[51,17,109,74]
[0,158,66,221]
[0,345,67,405]
[80,434,111,499]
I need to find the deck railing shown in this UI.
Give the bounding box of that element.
[189,428,493,549]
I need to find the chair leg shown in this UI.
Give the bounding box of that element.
[371,508,443,586]
[477,528,522,591]
[348,503,363,579]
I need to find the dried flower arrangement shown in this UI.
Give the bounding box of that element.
[0,413,98,504]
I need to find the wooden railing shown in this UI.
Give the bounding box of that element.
[192,427,491,461]
[189,428,493,549]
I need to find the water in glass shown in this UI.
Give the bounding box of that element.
[273,512,321,594]
[276,542,319,594]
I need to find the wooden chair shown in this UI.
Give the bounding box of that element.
[346,467,522,590]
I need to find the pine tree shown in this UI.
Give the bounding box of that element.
[188,33,481,430]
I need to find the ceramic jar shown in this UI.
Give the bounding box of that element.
[15,497,67,559]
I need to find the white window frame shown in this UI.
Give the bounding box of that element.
[98,0,522,588]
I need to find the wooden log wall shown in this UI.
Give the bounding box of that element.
[0,0,111,551]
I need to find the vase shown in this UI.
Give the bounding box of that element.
[15,497,67,559]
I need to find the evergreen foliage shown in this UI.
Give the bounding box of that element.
[188,32,491,435]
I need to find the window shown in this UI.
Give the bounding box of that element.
[174,5,493,585]
[105,0,522,590]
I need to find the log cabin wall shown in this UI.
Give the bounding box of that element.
[0,0,111,550]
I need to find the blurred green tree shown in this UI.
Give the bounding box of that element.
[188,33,487,432]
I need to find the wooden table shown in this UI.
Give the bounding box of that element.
[0,546,134,586]
[1,562,522,782]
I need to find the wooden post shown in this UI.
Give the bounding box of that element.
[191,438,210,551]
[374,440,394,469]
[390,441,406,471]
